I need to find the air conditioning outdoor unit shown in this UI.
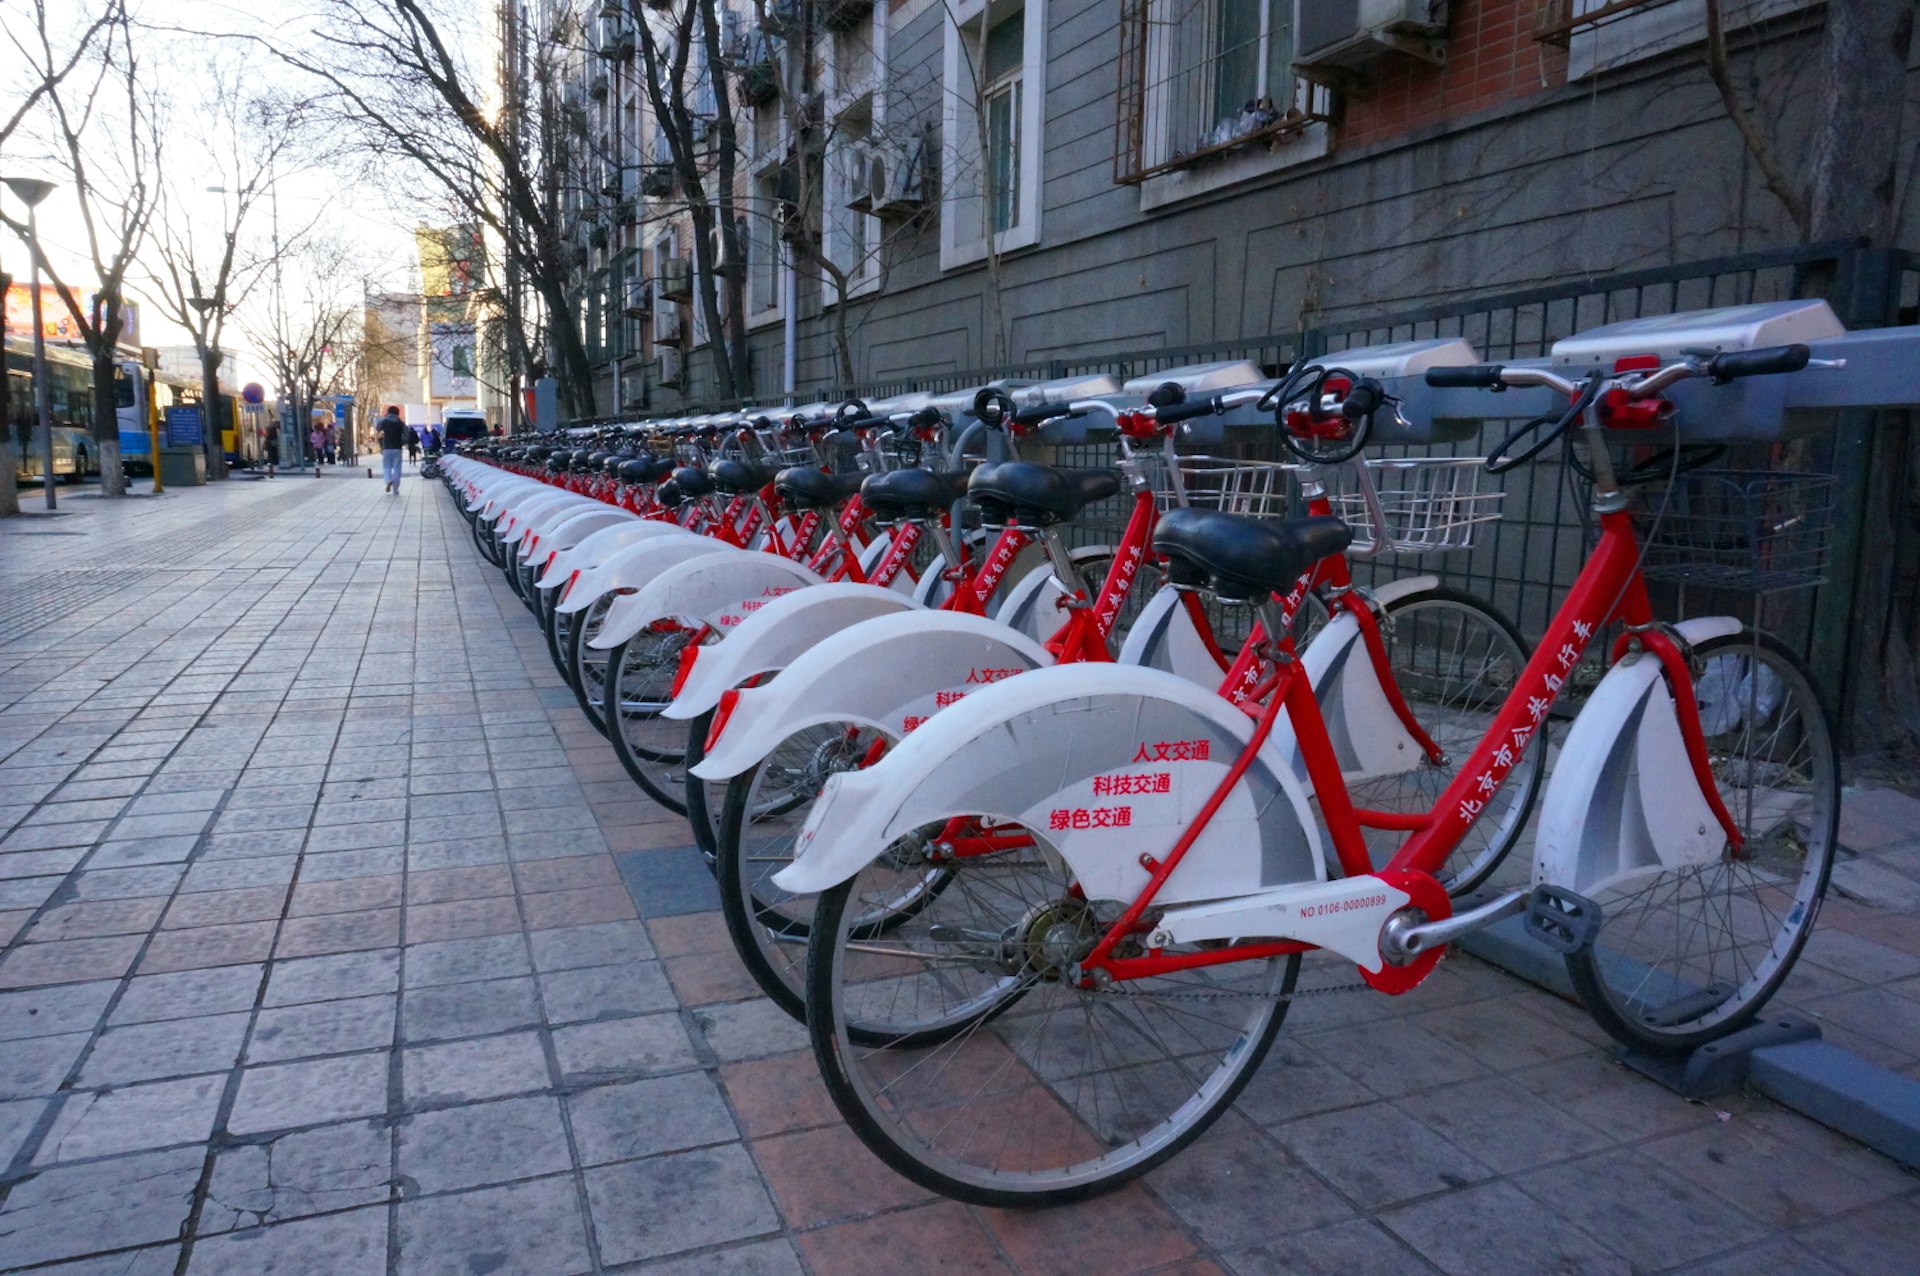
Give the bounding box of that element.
[658,256,693,300]
[869,137,926,217]
[588,71,610,100]
[1293,0,1448,75]
[656,302,684,343]
[844,143,874,213]
[624,277,651,317]
[658,347,686,387]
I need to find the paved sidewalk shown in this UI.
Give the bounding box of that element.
[0,472,1914,1275]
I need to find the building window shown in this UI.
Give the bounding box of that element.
[747,165,788,326]
[1114,0,1331,197]
[941,0,1045,271]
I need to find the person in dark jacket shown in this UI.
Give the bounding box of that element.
[378,407,407,492]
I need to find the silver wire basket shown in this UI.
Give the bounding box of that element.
[1320,457,1505,554]
[1631,469,1835,594]
[1142,455,1294,517]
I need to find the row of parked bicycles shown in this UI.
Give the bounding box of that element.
[438,306,1858,1207]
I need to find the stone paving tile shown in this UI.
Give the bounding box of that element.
[395,1174,592,1276]
[0,1145,204,1267]
[0,935,143,989]
[1516,1148,1772,1270]
[110,964,265,1025]
[404,863,513,904]
[227,1053,390,1136]
[552,1012,698,1083]
[161,886,288,930]
[402,1031,550,1107]
[275,908,400,959]
[185,1204,389,1274]
[247,993,397,1064]
[584,1143,780,1267]
[794,1202,1009,1276]
[402,975,542,1042]
[86,834,199,869]
[287,873,403,916]
[139,920,278,974]
[404,895,522,942]
[526,918,654,971]
[398,1094,573,1194]
[538,959,677,1025]
[26,897,166,943]
[568,1071,739,1166]
[34,1074,226,1165]
[77,1011,251,1087]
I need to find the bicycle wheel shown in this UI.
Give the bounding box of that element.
[1566,630,1837,1054]
[603,627,700,816]
[807,838,1296,1207]
[715,720,890,1021]
[473,515,506,568]
[682,710,729,869]
[1352,586,1541,896]
[566,596,615,737]
[544,600,577,681]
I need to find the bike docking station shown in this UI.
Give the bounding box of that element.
[992,302,1920,1166]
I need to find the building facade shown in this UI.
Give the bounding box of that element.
[541,0,1915,416]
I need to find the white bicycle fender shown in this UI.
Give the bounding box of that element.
[590,556,824,651]
[1532,616,1744,898]
[994,546,1114,645]
[1276,573,1443,783]
[518,498,614,552]
[773,662,1325,902]
[692,611,1052,781]
[555,537,740,615]
[664,583,920,720]
[538,521,685,590]
[1118,587,1231,685]
[910,552,956,608]
[529,508,637,562]
[504,494,591,546]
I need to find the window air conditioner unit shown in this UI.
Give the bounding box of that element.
[658,256,693,300]
[869,137,926,217]
[655,301,684,342]
[624,277,651,317]
[1294,0,1448,75]
[588,71,609,100]
[844,143,874,213]
[658,347,686,387]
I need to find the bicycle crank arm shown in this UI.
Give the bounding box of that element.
[1379,888,1528,965]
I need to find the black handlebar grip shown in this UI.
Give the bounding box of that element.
[1341,378,1385,420]
[1012,401,1076,426]
[1153,397,1220,425]
[836,398,870,421]
[1146,381,1186,409]
[1424,365,1506,388]
[1706,344,1810,382]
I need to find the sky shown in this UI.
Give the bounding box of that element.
[0,0,438,386]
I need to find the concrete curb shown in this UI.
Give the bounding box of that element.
[1457,915,1920,1170]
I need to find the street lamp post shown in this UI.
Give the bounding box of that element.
[4,177,58,511]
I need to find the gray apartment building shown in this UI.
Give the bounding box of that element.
[538,0,1915,416]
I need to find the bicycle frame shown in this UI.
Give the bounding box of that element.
[1079,500,1743,988]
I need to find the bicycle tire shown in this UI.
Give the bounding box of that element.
[1564,629,1837,1054]
[806,850,1297,1207]
[683,710,726,869]
[566,595,615,737]
[1358,586,1544,897]
[603,630,699,816]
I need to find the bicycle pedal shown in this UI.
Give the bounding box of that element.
[1524,885,1603,955]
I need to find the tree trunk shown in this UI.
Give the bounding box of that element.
[202,349,230,477]
[89,354,126,497]
[534,267,595,419]
[0,294,17,516]
[1808,0,1914,243]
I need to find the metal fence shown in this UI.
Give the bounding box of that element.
[688,241,1918,719]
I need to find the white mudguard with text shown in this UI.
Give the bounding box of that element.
[1532,616,1743,897]
[538,520,680,590]
[692,611,1052,782]
[555,537,740,615]
[993,546,1116,646]
[518,506,632,562]
[664,583,921,720]
[772,663,1325,903]
[590,556,825,651]
[505,494,596,547]
[1118,587,1233,686]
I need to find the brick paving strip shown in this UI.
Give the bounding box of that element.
[0,473,1914,1275]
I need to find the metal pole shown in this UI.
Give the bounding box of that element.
[146,357,163,494]
[27,210,54,511]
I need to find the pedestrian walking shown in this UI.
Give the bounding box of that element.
[263,422,279,478]
[378,406,406,493]
[405,426,421,467]
[309,422,327,476]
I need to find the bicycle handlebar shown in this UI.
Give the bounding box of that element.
[1423,365,1507,389]
[1706,343,1810,382]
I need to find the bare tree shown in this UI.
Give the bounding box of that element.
[228,0,600,419]
[0,0,117,515]
[241,237,364,468]
[0,0,157,498]
[145,74,304,480]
